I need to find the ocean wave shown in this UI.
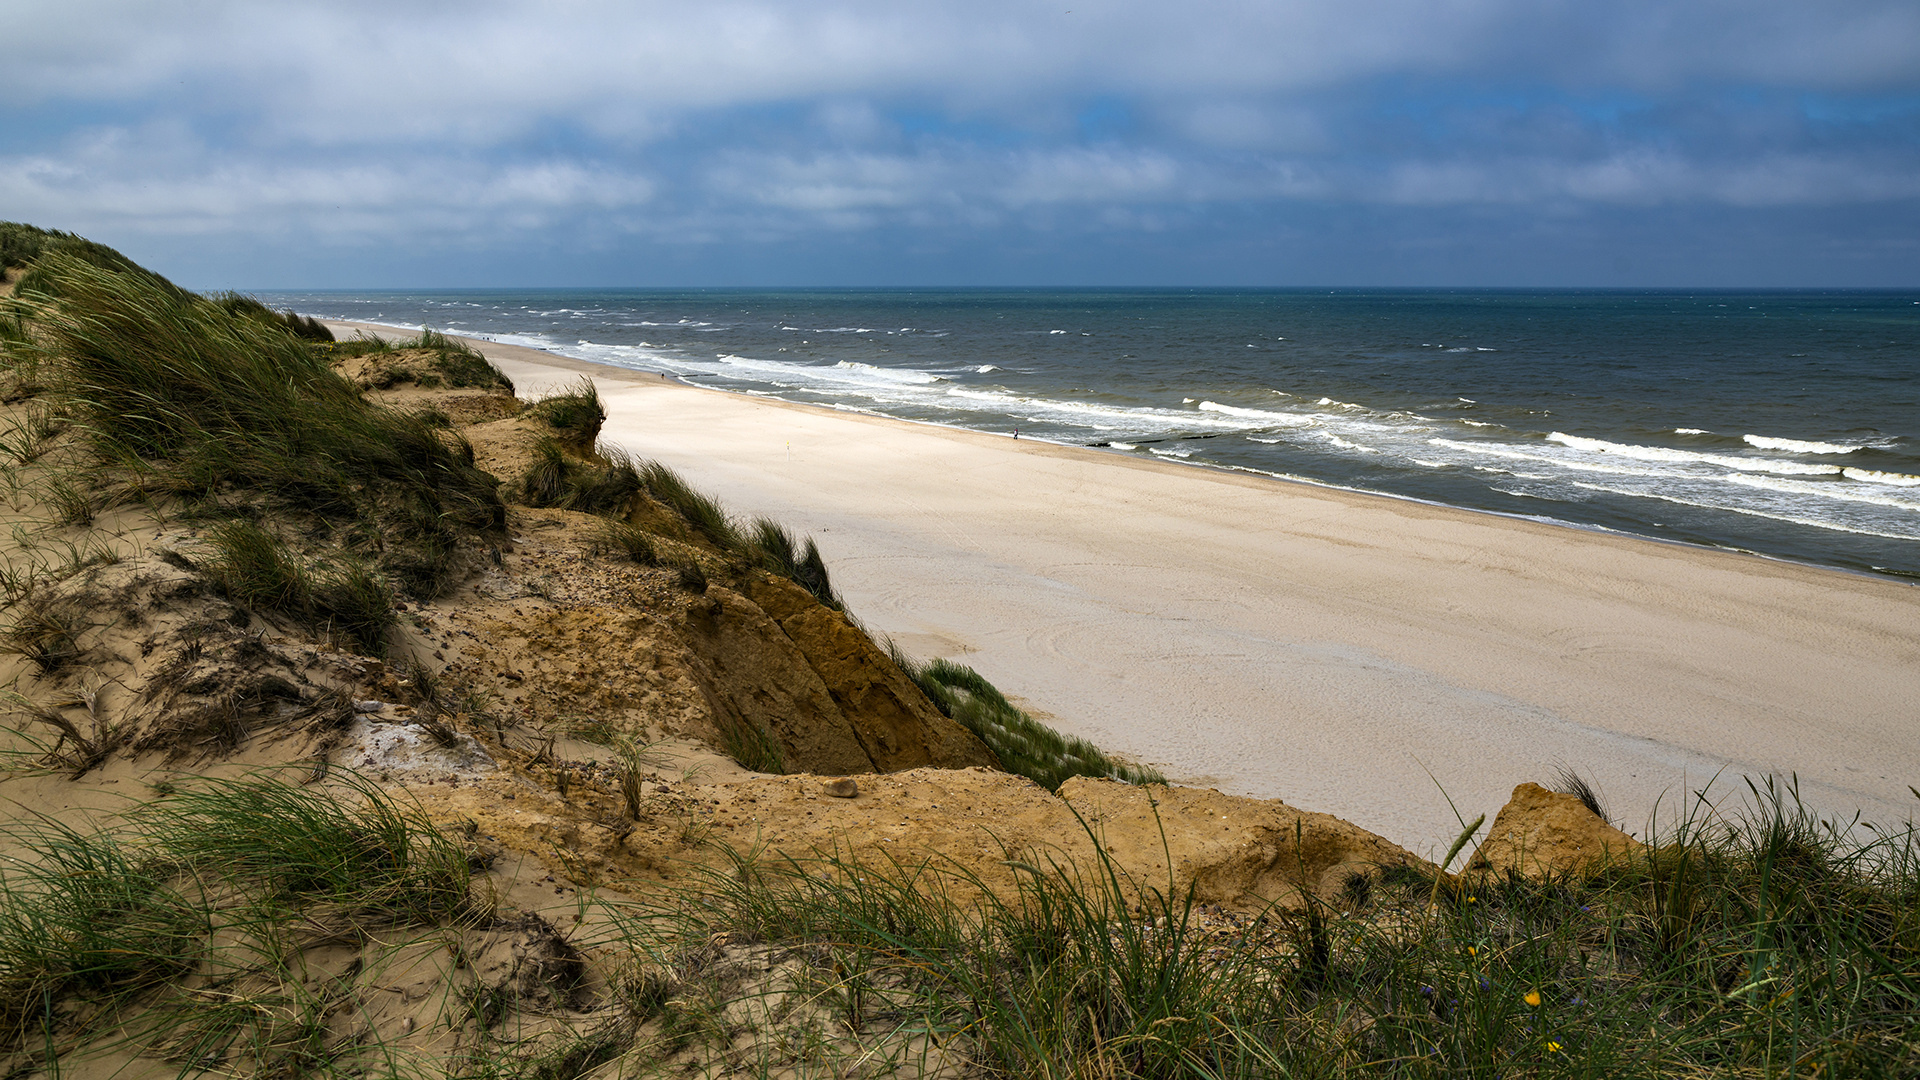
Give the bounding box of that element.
[1429,439,1657,475]
[1844,468,1920,487]
[782,326,877,333]
[1149,448,1192,458]
[1321,433,1378,453]
[973,365,998,373]
[1723,473,1920,512]
[1547,433,1843,476]
[1674,428,1711,435]
[943,388,1248,434]
[1196,401,1315,425]
[1570,482,1920,541]
[1743,434,1858,455]
[833,360,941,385]
[1107,442,1137,451]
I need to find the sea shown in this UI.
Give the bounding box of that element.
[259,288,1920,580]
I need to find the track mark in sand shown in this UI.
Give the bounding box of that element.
[1546,628,1670,665]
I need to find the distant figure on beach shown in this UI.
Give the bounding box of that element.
[1014,428,1019,439]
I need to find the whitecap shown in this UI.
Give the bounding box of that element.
[1743,434,1859,455]
[1321,433,1379,453]
[974,365,998,373]
[1844,468,1920,487]
[1569,482,1920,541]
[1674,428,1710,435]
[1197,401,1314,425]
[1547,433,1843,476]
[1149,448,1193,459]
[1049,329,1067,334]
[1108,442,1137,451]
[1724,473,1920,512]
[831,360,942,385]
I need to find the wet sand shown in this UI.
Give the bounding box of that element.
[328,320,1920,854]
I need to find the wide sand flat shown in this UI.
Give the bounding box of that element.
[330,322,1920,854]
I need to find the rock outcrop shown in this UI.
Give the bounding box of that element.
[1466,781,1642,879]
[1058,778,1433,910]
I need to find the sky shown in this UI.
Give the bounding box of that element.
[4,0,1919,288]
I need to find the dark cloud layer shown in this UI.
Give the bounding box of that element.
[5,1,1917,285]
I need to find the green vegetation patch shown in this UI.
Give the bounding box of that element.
[329,327,514,390]
[899,653,1165,790]
[610,777,1920,1078]
[0,774,478,1058]
[527,376,605,445]
[4,252,506,613]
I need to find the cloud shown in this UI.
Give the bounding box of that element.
[4,1,1917,282]
[0,125,653,239]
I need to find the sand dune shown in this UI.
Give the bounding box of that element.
[327,321,1920,855]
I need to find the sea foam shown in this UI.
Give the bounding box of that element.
[1744,434,1859,455]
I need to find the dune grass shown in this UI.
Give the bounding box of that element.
[6,254,504,605]
[329,327,514,391]
[596,775,1920,1078]
[0,773,479,1062]
[141,772,477,924]
[748,518,841,609]
[637,460,742,552]
[517,439,644,518]
[529,377,606,446]
[895,651,1165,791]
[211,292,336,342]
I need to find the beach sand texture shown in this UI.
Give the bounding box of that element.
[329,322,1920,854]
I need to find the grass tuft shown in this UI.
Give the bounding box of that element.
[894,651,1163,791]
[638,461,741,552]
[748,518,840,609]
[592,520,658,565]
[1553,764,1612,824]
[142,771,476,924]
[528,378,605,447]
[198,519,394,656]
[0,597,84,675]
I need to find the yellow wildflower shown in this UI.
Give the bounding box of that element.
[1524,990,1542,1007]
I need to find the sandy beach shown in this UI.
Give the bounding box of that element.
[328,321,1920,855]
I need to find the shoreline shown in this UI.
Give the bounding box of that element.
[325,318,1920,855]
[323,318,1917,587]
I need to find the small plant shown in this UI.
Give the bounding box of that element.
[673,561,708,593]
[142,771,475,924]
[592,520,658,565]
[4,686,122,774]
[748,518,839,609]
[0,597,83,674]
[639,461,742,551]
[717,715,784,775]
[894,651,1164,791]
[1553,764,1612,824]
[528,378,605,447]
[612,736,664,820]
[201,519,312,613]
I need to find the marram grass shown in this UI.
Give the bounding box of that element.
[895,649,1166,791]
[597,776,1920,1079]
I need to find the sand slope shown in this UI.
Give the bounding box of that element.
[328,323,1920,855]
